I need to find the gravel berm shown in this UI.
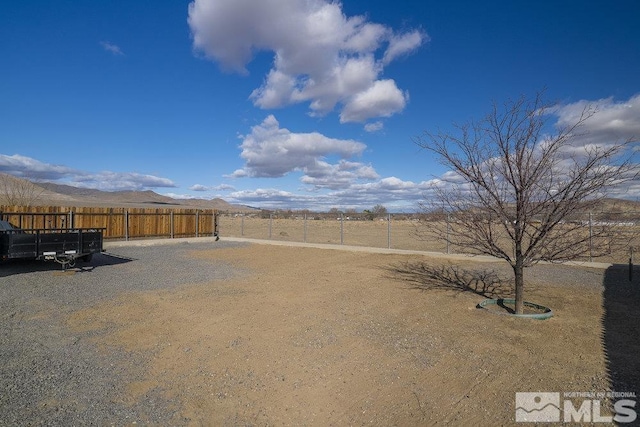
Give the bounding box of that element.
[0,239,246,426]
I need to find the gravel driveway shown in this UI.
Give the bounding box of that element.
[0,240,245,426]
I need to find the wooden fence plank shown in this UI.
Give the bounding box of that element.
[0,205,218,240]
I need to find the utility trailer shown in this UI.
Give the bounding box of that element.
[0,220,104,269]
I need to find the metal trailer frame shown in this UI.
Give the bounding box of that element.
[0,223,105,269]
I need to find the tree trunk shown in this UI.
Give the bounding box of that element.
[514,261,525,314]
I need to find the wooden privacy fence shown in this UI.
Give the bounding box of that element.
[0,206,218,241]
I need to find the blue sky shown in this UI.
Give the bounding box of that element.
[1,0,639,211]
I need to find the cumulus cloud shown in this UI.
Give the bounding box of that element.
[552,94,640,146]
[340,79,407,123]
[188,0,426,123]
[301,160,379,190]
[232,115,370,180]
[364,121,384,133]
[224,95,640,210]
[100,41,124,56]
[0,153,176,191]
[190,184,210,191]
[429,94,640,206]
[548,95,640,196]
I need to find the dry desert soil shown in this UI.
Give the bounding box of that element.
[59,239,639,425]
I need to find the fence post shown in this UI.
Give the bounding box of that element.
[446,213,451,254]
[196,211,199,237]
[125,210,129,241]
[630,247,634,282]
[589,212,593,262]
[387,213,391,249]
[69,211,74,229]
[340,213,344,245]
[170,211,174,239]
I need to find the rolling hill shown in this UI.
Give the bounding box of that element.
[0,175,254,212]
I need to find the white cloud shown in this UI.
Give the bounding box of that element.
[65,172,176,191]
[425,94,640,207]
[228,188,311,206]
[0,154,79,180]
[301,160,379,190]
[548,95,640,196]
[225,175,434,211]
[233,115,368,179]
[190,183,236,191]
[231,188,294,198]
[382,30,426,65]
[6,93,638,211]
[341,176,433,200]
[249,70,298,109]
[364,121,384,133]
[100,41,124,56]
[227,169,248,178]
[340,79,407,123]
[553,94,640,146]
[190,184,210,191]
[213,183,236,191]
[0,153,176,191]
[163,193,203,200]
[188,0,425,122]
[224,95,640,210]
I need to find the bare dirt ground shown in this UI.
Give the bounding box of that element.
[217,215,640,264]
[64,241,639,426]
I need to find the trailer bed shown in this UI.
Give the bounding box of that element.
[0,220,104,266]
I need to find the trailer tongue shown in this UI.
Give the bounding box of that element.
[0,220,104,269]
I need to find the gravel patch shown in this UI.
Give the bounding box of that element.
[0,240,246,426]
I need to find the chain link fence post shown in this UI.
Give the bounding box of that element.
[446,213,451,254]
[387,213,391,249]
[589,211,593,262]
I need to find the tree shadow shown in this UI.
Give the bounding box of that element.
[0,252,135,277]
[602,264,640,397]
[385,261,513,299]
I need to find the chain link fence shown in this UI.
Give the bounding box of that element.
[218,211,640,264]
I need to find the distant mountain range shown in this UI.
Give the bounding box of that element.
[2,176,254,212]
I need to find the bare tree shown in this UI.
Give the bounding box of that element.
[363,204,388,220]
[414,94,637,314]
[0,173,44,207]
